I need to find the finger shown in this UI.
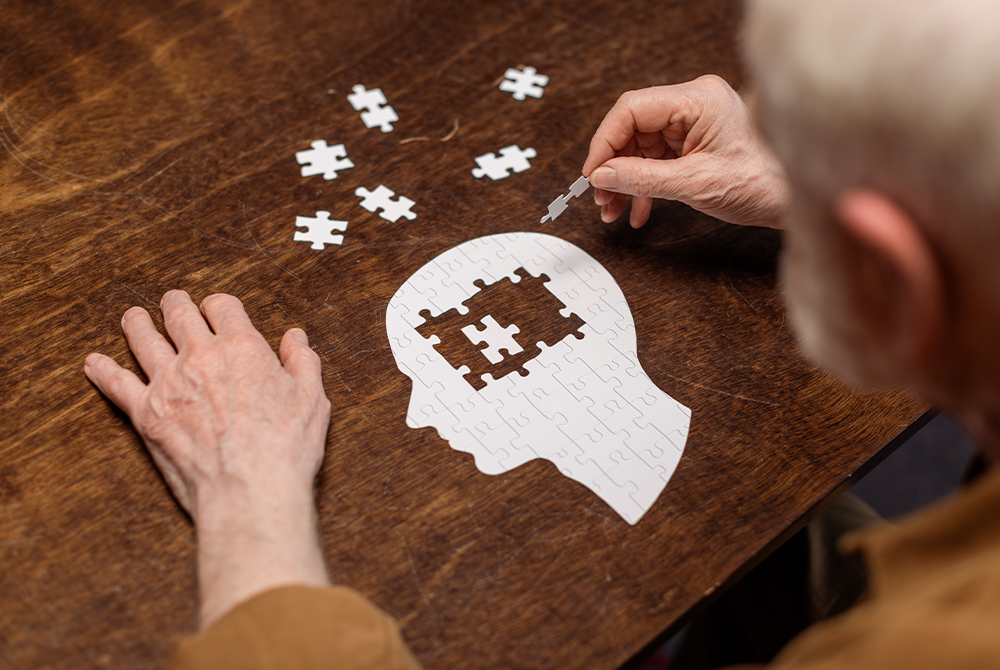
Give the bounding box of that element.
[121,307,176,377]
[592,155,694,200]
[583,86,696,175]
[594,187,615,207]
[160,290,213,349]
[84,352,146,416]
[629,197,653,229]
[199,293,258,338]
[602,193,628,223]
[279,328,324,386]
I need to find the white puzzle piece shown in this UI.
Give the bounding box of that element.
[462,315,523,364]
[541,175,591,223]
[472,145,537,181]
[294,211,347,250]
[295,140,354,180]
[385,232,691,525]
[499,66,549,100]
[347,84,398,132]
[355,185,417,222]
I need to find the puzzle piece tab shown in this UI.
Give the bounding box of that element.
[461,315,523,364]
[347,84,398,132]
[472,145,537,181]
[541,175,591,223]
[294,211,347,250]
[295,140,354,180]
[499,66,549,100]
[355,185,417,222]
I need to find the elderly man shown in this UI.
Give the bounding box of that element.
[84,0,1000,667]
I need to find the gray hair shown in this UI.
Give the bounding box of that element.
[744,0,1000,269]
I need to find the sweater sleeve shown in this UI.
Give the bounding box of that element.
[168,585,422,670]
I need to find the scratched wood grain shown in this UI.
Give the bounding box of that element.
[0,1,926,668]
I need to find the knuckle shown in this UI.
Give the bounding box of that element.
[105,369,130,396]
[622,165,644,195]
[615,89,639,111]
[230,331,265,354]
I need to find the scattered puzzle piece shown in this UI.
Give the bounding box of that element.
[347,84,398,132]
[499,66,549,100]
[355,185,417,222]
[295,140,354,180]
[294,211,347,250]
[541,175,591,223]
[472,145,537,180]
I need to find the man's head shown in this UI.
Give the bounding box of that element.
[744,0,1000,446]
[386,233,691,524]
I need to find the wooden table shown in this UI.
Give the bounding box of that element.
[0,1,927,667]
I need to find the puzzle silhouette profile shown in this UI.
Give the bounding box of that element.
[386,233,691,525]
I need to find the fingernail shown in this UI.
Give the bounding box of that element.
[85,353,100,367]
[290,328,308,345]
[591,167,618,190]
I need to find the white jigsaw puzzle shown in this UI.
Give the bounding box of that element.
[462,315,523,364]
[385,232,692,525]
[347,84,398,132]
[541,175,592,223]
[294,211,347,250]
[295,140,354,180]
[472,145,537,180]
[355,185,417,222]
[499,66,549,100]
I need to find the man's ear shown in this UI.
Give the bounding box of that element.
[834,189,946,368]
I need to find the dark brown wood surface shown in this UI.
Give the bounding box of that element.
[0,1,926,668]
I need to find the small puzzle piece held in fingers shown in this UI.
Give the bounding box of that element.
[347,84,398,132]
[294,211,347,250]
[295,140,354,180]
[499,66,549,100]
[472,145,537,180]
[541,175,591,223]
[355,185,417,222]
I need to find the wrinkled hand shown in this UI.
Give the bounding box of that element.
[582,75,790,229]
[84,290,330,514]
[84,290,332,627]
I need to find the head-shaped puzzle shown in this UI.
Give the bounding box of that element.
[386,232,690,524]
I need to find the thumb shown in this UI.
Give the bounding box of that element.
[590,155,697,201]
[279,328,323,384]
